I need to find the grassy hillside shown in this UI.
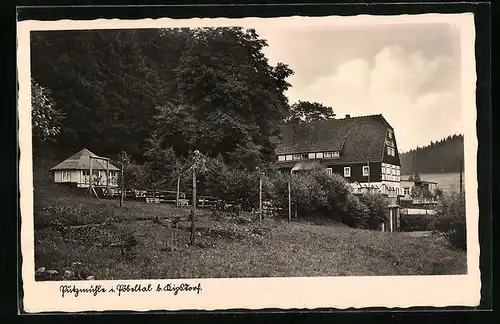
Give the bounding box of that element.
[400,134,464,174]
[33,148,467,280]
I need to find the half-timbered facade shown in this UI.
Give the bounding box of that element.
[274,114,402,196]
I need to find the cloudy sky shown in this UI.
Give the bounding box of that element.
[256,22,463,152]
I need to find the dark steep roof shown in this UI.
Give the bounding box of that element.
[275,114,392,164]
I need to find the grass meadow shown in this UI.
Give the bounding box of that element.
[32,155,467,281]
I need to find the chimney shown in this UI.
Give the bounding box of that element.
[345,114,351,119]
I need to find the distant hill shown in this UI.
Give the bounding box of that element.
[400,134,464,174]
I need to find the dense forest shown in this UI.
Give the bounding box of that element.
[31,28,295,168]
[399,134,464,174]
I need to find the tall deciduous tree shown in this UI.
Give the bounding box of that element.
[31,79,64,143]
[153,27,294,168]
[285,101,336,124]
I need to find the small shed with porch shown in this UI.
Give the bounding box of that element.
[50,148,120,188]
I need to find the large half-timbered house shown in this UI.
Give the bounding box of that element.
[274,114,402,196]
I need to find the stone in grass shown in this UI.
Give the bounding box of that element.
[64,270,75,278]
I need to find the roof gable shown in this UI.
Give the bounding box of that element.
[275,114,390,164]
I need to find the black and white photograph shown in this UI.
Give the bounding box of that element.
[18,13,480,312]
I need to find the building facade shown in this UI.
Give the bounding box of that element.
[274,114,402,196]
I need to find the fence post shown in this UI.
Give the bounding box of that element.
[176,173,181,209]
[288,179,291,222]
[120,163,124,207]
[259,173,263,222]
[89,156,93,196]
[190,152,198,246]
[106,159,110,193]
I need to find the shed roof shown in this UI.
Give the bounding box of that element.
[50,148,120,171]
[275,114,392,164]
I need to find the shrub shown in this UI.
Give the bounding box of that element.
[202,157,259,210]
[263,168,384,229]
[432,192,466,250]
[400,214,434,231]
[356,194,388,230]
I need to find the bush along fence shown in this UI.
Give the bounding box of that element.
[75,149,465,250]
[96,151,405,237]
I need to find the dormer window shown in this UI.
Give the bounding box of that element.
[292,153,308,160]
[388,129,393,139]
[324,151,340,159]
[278,155,285,162]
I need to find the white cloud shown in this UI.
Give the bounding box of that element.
[291,45,460,151]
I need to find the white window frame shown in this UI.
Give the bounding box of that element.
[326,168,333,176]
[308,152,316,159]
[362,166,370,176]
[388,129,393,139]
[285,154,293,161]
[332,151,340,158]
[324,152,332,158]
[344,167,351,177]
[403,187,410,195]
[278,155,285,162]
[316,152,324,159]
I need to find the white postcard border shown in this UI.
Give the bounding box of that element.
[18,13,480,313]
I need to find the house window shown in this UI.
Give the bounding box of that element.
[326,168,333,176]
[316,152,324,159]
[285,154,293,161]
[387,147,395,156]
[362,166,370,176]
[324,152,332,158]
[388,129,393,139]
[403,187,410,195]
[308,152,316,159]
[62,171,71,181]
[381,166,386,175]
[344,167,351,177]
[278,155,285,162]
[83,170,90,176]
